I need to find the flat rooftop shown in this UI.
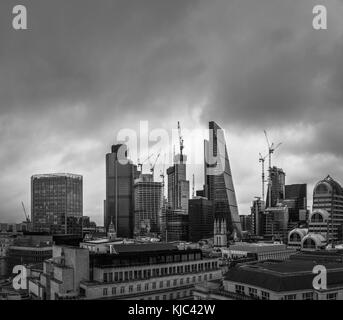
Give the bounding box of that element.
[225,260,343,292]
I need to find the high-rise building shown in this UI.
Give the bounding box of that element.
[134,174,163,236]
[105,144,139,238]
[284,184,307,223]
[240,215,252,232]
[165,209,189,242]
[266,166,285,208]
[251,198,265,236]
[189,198,214,242]
[310,175,343,242]
[31,173,83,235]
[204,121,242,240]
[167,155,189,213]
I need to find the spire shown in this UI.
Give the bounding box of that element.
[108,217,117,240]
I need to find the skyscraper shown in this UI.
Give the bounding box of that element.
[285,184,307,222]
[134,173,163,236]
[266,166,285,208]
[167,154,189,213]
[31,173,83,235]
[189,197,214,242]
[105,144,138,238]
[311,175,343,242]
[204,121,242,240]
[250,197,265,236]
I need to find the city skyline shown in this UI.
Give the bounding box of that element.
[2,0,343,225]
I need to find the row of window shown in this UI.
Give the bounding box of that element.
[102,261,217,283]
[102,273,213,297]
[236,286,338,300]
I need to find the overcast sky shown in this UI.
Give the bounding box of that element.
[1,0,343,224]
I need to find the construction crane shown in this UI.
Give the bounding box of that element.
[159,154,167,188]
[150,152,161,178]
[259,153,268,201]
[21,201,30,223]
[264,130,282,208]
[137,154,153,173]
[192,174,195,199]
[177,121,184,163]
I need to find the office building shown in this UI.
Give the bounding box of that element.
[266,167,285,208]
[250,198,265,236]
[193,259,343,300]
[221,242,296,261]
[189,198,214,242]
[167,155,189,213]
[311,175,343,242]
[105,144,139,238]
[134,174,163,236]
[31,173,83,235]
[165,209,189,242]
[204,121,242,240]
[27,243,222,300]
[240,215,252,232]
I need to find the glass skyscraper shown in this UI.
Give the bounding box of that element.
[31,173,83,235]
[204,121,242,240]
[105,144,138,238]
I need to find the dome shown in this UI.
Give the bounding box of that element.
[313,175,343,196]
[301,233,326,250]
[309,209,330,223]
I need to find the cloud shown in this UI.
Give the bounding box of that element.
[1,0,343,222]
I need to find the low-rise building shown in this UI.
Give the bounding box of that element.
[27,243,221,300]
[222,242,296,261]
[194,259,343,300]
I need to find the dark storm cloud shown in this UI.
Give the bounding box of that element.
[1,0,343,221]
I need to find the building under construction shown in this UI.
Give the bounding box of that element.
[134,174,163,236]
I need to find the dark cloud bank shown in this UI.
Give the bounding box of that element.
[1,0,343,222]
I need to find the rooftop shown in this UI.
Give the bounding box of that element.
[225,260,343,292]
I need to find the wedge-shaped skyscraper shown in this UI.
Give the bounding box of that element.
[204,121,242,242]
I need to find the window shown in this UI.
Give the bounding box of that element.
[261,291,270,300]
[186,277,189,284]
[180,279,183,285]
[152,282,156,289]
[302,292,313,300]
[284,294,296,300]
[159,281,163,288]
[129,285,133,293]
[163,295,167,300]
[120,286,125,294]
[103,273,108,283]
[235,285,245,295]
[166,280,170,287]
[145,283,149,291]
[108,273,113,282]
[327,293,337,300]
[112,287,116,295]
[137,284,141,292]
[103,288,108,296]
[248,288,257,297]
[173,279,177,286]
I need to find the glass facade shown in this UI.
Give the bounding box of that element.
[205,121,242,238]
[31,174,83,235]
[105,144,138,238]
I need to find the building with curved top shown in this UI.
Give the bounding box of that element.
[301,233,327,251]
[288,228,308,249]
[312,175,343,242]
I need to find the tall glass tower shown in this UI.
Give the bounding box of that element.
[205,121,242,241]
[105,144,138,238]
